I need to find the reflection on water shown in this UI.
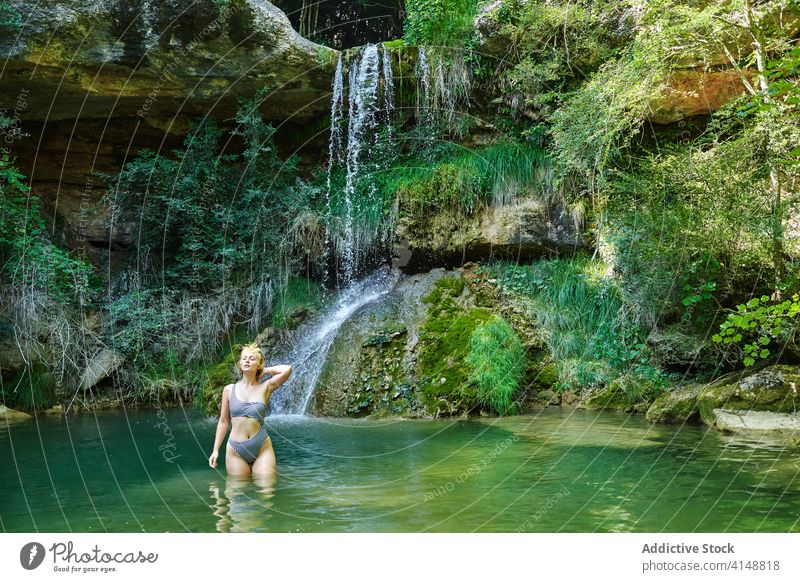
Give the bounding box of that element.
[209,475,276,533]
[1,407,799,532]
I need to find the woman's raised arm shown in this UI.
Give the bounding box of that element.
[263,365,293,393]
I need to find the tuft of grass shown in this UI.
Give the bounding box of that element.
[466,315,526,414]
[484,257,643,392]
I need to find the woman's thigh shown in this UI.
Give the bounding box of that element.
[251,438,276,477]
[225,444,252,476]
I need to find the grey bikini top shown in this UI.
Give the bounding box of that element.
[228,383,268,424]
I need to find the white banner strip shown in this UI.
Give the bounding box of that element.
[1,533,798,581]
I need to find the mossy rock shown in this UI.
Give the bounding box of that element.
[646,382,707,423]
[696,365,800,425]
[343,329,418,418]
[363,323,407,347]
[534,389,560,406]
[532,361,559,391]
[583,374,659,412]
[646,366,767,424]
[583,384,629,411]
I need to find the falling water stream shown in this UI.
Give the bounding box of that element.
[267,265,399,415]
[273,44,400,415]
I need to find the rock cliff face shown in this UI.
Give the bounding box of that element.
[0,0,337,261]
[396,198,584,273]
[1,0,336,124]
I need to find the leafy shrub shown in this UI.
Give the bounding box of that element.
[713,294,800,366]
[1,152,94,305]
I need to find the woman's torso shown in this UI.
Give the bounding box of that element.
[229,382,270,441]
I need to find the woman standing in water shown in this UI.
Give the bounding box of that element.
[208,342,292,478]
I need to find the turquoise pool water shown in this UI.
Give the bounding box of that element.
[1,406,799,532]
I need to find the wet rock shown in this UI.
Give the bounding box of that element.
[535,389,560,406]
[646,382,706,423]
[397,198,584,273]
[561,390,578,406]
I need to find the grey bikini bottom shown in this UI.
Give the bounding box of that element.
[228,425,269,464]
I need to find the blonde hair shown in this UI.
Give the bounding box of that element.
[237,342,265,378]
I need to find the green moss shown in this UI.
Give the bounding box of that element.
[696,367,800,424]
[582,384,629,411]
[583,374,660,412]
[535,362,559,390]
[646,382,706,423]
[417,274,493,414]
[382,39,405,50]
[422,274,465,305]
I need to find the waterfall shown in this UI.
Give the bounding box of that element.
[270,44,400,416]
[381,44,395,137]
[322,54,345,289]
[416,48,434,131]
[268,266,399,416]
[325,43,396,289]
[415,46,472,136]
